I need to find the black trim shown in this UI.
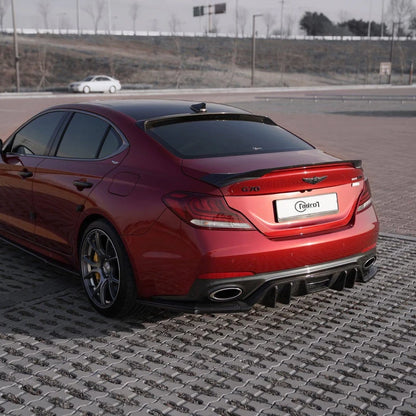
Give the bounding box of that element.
[201,160,363,187]
[137,249,376,314]
[143,113,276,130]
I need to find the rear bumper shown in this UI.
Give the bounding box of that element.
[138,248,377,313]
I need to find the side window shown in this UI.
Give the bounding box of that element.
[99,128,122,158]
[11,112,65,156]
[56,113,108,159]
[56,113,123,159]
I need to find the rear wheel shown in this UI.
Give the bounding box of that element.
[109,85,116,93]
[80,220,138,317]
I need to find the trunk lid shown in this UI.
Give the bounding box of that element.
[182,150,365,238]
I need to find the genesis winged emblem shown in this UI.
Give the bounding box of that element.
[302,175,328,185]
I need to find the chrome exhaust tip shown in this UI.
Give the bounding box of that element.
[363,256,377,270]
[209,287,243,302]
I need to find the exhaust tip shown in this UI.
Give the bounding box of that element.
[363,256,376,270]
[209,287,243,302]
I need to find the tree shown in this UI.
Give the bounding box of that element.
[130,1,139,33]
[58,13,71,31]
[338,19,389,36]
[388,0,416,34]
[410,15,416,32]
[263,12,276,38]
[37,0,51,29]
[210,15,220,33]
[0,0,9,31]
[237,7,248,36]
[84,0,105,34]
[299,12,334,36]
[169,14,181,33]
[284,14,295,36]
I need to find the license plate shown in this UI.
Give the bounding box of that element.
[275,193,338,222]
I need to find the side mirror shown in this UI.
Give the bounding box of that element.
[1,152,23,166]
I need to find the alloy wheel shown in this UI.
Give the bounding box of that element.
[81,228,121,309]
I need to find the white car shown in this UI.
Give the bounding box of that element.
[68,75,121,94]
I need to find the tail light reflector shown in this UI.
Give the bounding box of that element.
[357,179,372,212]
[163,192,254,230]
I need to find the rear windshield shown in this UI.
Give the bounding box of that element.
[147,118,314,159]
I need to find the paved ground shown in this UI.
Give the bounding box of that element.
[0,235,415,415]
[0,86,415,415]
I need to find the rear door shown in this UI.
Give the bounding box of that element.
[33,112,127,255]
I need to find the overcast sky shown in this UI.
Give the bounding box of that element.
[2,0,388,36]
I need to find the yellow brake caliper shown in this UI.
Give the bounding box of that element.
[93,252,100,283]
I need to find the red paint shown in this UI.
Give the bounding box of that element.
[0,100,379,303]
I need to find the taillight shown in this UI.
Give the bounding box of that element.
[163,192,254,230]
[357,179,372,212]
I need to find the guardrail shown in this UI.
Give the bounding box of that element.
[1,27,415,41]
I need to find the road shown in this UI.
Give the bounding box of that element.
[0,86,415,415]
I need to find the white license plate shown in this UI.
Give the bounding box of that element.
[275,193,339,222]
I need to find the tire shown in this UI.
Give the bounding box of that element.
[83,86,90,94]
[109,85,116,94]
[80,220,138,317]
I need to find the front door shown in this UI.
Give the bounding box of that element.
[0,111,66,243]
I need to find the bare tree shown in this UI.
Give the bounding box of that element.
[130,1,139,33]
[37,0,51,29]
[388,0,416,33]
[169,14,181,33]
[173,37,184,88]
[37,46,50,90]
[211,15,220,33]
[0,0,9,31]
[151,18,159,32]
[263,12,276,38]
[410,14,416,33]
[238,7,248,36]
[84,0,105,34]
[284,14,295,36]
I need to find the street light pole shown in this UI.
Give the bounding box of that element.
[76,0,80,35]
[367,0,372,37]
[107,0,112,33]
[11,0,20,92]
[235,0,238,37]
[388,22,395,84]
[381,0,385,37]
[251,14,262,87]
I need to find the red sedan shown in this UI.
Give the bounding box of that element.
[0,100,378,316]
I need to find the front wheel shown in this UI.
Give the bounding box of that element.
[80,220,138,317]
[83,85,90,94]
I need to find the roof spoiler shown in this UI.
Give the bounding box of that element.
[201,160,363,187]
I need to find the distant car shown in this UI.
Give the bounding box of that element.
[0,100,378,317]
[68,75,121,94]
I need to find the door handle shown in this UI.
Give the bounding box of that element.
[73,180,93,190]
[18,170,33,179]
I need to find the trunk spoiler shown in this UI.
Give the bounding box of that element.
[201,160,363,187]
